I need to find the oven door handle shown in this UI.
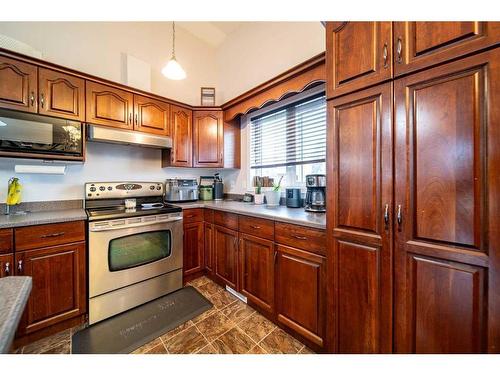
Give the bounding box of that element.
[89,217,183,232]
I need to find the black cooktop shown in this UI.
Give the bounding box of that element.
[86,203,182,221]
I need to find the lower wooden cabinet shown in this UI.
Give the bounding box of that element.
[183,221,204,278]
[213,225,239,290]
[204,222,214,274]
[275,244,326,348]
[0,253,13,277]
[15,242,86,336]
[239,233,274,314]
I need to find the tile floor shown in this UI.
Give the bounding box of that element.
[11,276,315,354]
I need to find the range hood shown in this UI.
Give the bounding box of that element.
[87,124,172,149]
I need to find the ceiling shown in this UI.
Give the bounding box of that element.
[178,22,244,47]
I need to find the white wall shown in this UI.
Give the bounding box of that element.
[215,22,325,104]
[0,22,217,106]
[0,142,219,202]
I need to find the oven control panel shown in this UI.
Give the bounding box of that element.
[85,182,164,199]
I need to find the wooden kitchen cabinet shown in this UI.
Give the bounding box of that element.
[0,228,13,254]
[214,225,238,290]
[393,22,500,76]
[275,244,326,349]
[38,68,85,121]
[183,221,205,278]
[15,242,86,336]
[239,233,274,314]
[0,253,13,278]
[326,22,392,99]
[0,55,38,113]
[193,110,224,168]
[133,94,170,136]
[162,105,193,167]
[393,49,500,353]
[86,81,134,130]
[327,82,393,353]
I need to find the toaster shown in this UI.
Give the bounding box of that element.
[164,178,199,202]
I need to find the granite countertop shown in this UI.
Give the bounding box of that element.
[0,208,88,229]
[173,200,326,229]
[0,276,32,353]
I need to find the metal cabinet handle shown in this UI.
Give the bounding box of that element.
[274,250,277,264]
[4,262,10,276]
[17,260,23,273]
[41,232,65,238]
[40,92,45,108]
[396,37,403,63]
[129,113,133,124]
[30,91,35,106]
[135,114,138,125]
[384,203,390,229]
[250,225,261,229]
[383,43,388,68]
[397,204,402,227]
[292,235,307,240]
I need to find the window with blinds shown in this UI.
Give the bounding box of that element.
[250,94,326,170]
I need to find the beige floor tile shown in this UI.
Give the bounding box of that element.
[238,313,277,342]
[131,338,164,354]
[196,281,223,297]
[23,329,71,354]
[164,326,208,354]
[195,311,235,342]
[207,290,238,309]
[190,306,217,324]
[143,343,168,354]
[211,327,256,354]
[40,341,70,354]
[196,343,218,354]
[220,300,255,323]
[247,345,267,354]
[188,276,211,288]
[259,328,304,354]
[160,320,194,342]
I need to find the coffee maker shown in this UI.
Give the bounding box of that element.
[304,174,326,212]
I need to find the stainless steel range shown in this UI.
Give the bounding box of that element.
[85,181,183,325]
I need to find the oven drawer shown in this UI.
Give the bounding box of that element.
[274,222,326,256]
[15,221,85,251]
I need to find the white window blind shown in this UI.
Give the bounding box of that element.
[250,94,326,169]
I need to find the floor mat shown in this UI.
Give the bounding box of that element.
[71,286,212,354]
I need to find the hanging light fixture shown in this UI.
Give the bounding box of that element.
[162,21,187,80]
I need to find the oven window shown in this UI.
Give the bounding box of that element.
[108,230,171,272]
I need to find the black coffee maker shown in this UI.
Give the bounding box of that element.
[304,174,326,212]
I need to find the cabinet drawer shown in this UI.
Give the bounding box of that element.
[213,210,238,230]
[238,215,274,241]
[183,208,204,224]
[0,228,13,254]
[15,221,86,251]
[275,222,326,256]
[204,208,214,223]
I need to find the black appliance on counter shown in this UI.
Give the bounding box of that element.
[286,188,302,208]
[304,174,326,212]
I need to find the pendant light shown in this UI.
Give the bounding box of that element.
[162,21,187,80]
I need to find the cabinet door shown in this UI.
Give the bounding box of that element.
[38,68,85,121]
[193,110,223,167]
[214,225,238,290]
[0,56,37,113]
[15,242,86,335]
[86,81,133,130]
[239,233,274,314]
[183,221,204,277]
[204,222,214,274]
[0,253,13,278]
[169,105,193,167]
[133,94,170,136]
[327,82,393,353]
[394,49,500,353]
[394,22,500,77]
[326,22,392,99]
[275,244,326,348]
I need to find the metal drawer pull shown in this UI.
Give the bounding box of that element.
[384,203,390,229]
[250,225,261,229]
[17,260,23,273]
[396,38,403,63]
[397,205,403,227]
[30,92,35,106]
[41,232,65,238]
[5,262,10,275]
[292,235,307,240]
[135,114,138,125]
[383,43,388,68]
[40,93,45,108]
[129,113,133,124]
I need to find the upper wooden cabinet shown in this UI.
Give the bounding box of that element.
[38,68,85,121]
[394,22,500,76]
[326,22,392,99]
[133,94,170,136]
[193,110,224,168]
[86,81,134,130]
[0,56,37,113]
[162,105,193,167]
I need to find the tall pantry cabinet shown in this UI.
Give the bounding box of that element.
[325,21,500,354]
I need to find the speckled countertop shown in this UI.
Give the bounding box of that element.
[0,277,32,353]
[173,200,326,229]
[0,208,87,229]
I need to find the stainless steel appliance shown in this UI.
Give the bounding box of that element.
[0,108,83,159]
[87,124,172,149]
[286,188,302,208]
[304,174,326,212]
[164,178,199,202]
[213,173,224,201]
[85,181,183,325]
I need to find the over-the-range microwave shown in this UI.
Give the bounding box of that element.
[0,109,84,160]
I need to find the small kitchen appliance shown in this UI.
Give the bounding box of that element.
[164,178,199,202]
[85,181,183,325]
[213,173,224,201]
[304,174,326,212]
[199,176,214,201]
[286,188,301,208]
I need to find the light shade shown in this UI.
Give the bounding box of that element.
[162,58,186,80]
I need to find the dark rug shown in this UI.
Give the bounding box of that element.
[71,286,212,354]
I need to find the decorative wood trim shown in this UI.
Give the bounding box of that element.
[221,52,326,121]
